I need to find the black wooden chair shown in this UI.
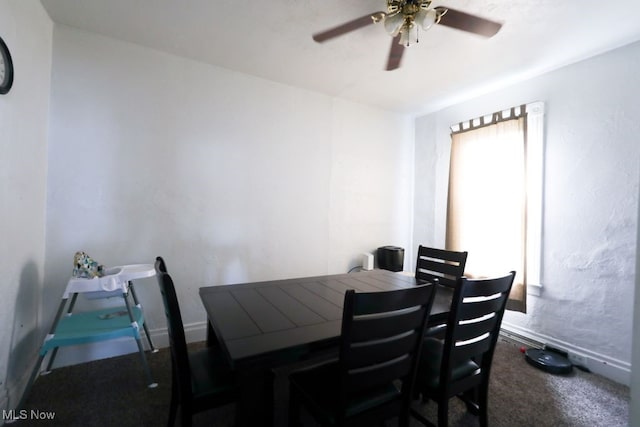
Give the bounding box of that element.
[154,263,239,427]
[155,255,168,274]
[411,271,515,427]
[415,246,468,288]
[288,284,436,427]
[416,246,468,338]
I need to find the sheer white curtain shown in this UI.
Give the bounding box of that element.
[446,116,527,312]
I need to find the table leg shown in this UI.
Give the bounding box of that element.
[206,320,217,347]
[236,367,275,427]
[203,317,274,425]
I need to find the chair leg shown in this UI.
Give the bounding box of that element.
[168,373,178,427]
[44,347,59,373]
[180,404,192,427]
[125,293,157,388]
[129,282,158,352]
[134,335,157,387]
[478,383,489,427]
[459,388,479,416]
[437,398,449,427]
[409,404,436,427]
[288,386,301,427]
[398,410,409,427]
[167,401,178,427]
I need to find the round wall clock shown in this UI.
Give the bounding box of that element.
[0,36,14,95]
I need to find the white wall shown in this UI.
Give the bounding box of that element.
[632,183,640,424]
[43,26,414,365]
[0,0,52,412]
[413,41,640,384]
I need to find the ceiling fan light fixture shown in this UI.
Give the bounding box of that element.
[383,12,405,36]
[380,1,443,46]
[415,8,438,31]
[398,24,418,46]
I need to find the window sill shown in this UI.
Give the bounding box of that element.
[527,283,543,297]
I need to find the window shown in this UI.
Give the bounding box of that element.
[446,102,544,313]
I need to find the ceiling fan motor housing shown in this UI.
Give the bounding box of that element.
[387,0,432,15]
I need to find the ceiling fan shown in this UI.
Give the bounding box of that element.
[312,0,502,71]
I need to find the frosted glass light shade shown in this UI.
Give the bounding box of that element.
[384,13,405,36]
[398,23,419,46]
[415,9,438,30]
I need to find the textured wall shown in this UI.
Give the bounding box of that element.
[413,41,640,383]
[0,0,52,411]
[631,183,640,424]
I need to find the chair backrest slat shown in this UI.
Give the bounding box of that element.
[458,297,504,320]
[415,246,468,288]
[350,307,427,342]
[345,355,413,393]
[451,335,493,363]
[346,330,421,369]
[417,260,464,279]
[352,287,430,314]
[442,272,515,392]
[453,315,498,343]
[461,277,510,297]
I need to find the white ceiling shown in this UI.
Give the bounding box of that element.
[40,0,640,115]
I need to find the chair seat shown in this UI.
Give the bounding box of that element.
[188,347,237,399]
[417,338,479,391]
[424,323,447,338]
[290,360,402,424]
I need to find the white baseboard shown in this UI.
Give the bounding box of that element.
[146,321,207,349]
[501,321,631,386]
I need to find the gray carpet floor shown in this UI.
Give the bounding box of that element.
[16,338,629,426]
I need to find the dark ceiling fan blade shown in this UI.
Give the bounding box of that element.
[437,7,502,37]
[313,11,384,42]
[386,35,405,71]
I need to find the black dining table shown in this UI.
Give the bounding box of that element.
[199,268,453,426]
